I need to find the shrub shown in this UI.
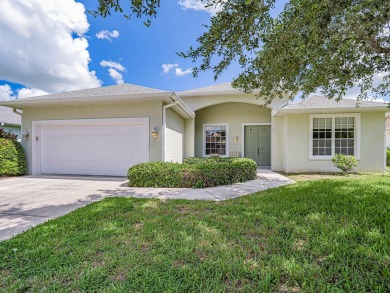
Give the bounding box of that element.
[128,157,257,188]
[0,138,27,176]
[331,154,358,173]
[387,148,390,166]
[184,157,235,164]
[0,128,18,140]
[127,162,183,188]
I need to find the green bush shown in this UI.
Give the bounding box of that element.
[0,128,18,140]
[128,157,257,188]
[127,162,183,188]
[0,138,27,176]
[184,157,235,164]
[331,154,358,173]
[387,148,390,166]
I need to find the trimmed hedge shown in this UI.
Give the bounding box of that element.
[0,138,27,176]
[128,157,257,188]
[387,148,390,166]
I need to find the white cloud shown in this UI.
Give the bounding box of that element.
[162,63,179,74]
[0,0,101,95]
[342,73,389,101]
[96,29,119,41]
[175,67,193,76]
[161,63,192,77]
[100,60,126,84]
[307,73,389,103]
[108,69,124,85]
[17,88,49,99]
[0,84,49,101]
[100,60,126,72]
[178,0,223,15]
[0,84,13,101]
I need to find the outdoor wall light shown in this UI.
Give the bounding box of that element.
[234,136,239,143]
[151,127,159,138]
[22,130,30,140]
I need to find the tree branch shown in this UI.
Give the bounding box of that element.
[369,37,390,54]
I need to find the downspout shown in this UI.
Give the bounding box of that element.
[162,100,179,161]
[272,101,289,117]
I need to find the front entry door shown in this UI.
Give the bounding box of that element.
[244,125,271,166]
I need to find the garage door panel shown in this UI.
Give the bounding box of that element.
[132,134,148,148]
[40,118,149,176]
[119,125,134,134]
[133,124,147,134]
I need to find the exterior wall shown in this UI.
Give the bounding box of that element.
[182,93,289,112]
[386,115,390,148]
[21,100,163,174]
[271,116,284,171]
[165,107,184,163]
[1,124,21,138]
[184,118,195,158]
[194,102,271,157]
[283,112,386,173]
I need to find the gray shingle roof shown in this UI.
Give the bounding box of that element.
[284,95,388,109]
[16,84,169,102]
[0,106,21,125]
[179,82,242,95]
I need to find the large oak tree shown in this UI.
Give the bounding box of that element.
[93,0,389,103]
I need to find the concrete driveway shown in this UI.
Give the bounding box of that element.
[0,175,127,241]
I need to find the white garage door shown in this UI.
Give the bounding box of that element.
[39,118,149,176]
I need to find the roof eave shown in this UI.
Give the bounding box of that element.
[171,93,195,118]
[0,92,174,108]
[178,90,249,97]
[275,106,389,116]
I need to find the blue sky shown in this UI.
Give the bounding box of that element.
[0,0,387,102]
[83,0,231,92]
[0,0,248,99]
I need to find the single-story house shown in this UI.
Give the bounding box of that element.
[0,83,388,176]
[386,113,390,148]
[0,106,21,138]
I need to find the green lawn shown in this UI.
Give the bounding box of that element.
[1,175,389,292]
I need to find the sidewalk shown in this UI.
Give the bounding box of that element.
[119,169,295,201]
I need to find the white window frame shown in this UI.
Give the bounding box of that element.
[309,113,361,160]
[203,123,229,157]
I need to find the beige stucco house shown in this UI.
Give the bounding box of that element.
[0,83,388,176]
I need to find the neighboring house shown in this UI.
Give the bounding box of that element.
[386,113,390,148]
[0,83,388,176]
[0,106,21,138]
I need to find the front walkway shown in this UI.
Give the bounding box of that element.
[0,169,293,241]
[122,169,294,201]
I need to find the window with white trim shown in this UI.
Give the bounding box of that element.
[310,114,360,159]
[204,125,228,156]
[312,117,332,156]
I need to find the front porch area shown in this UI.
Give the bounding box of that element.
[184,102,273,166]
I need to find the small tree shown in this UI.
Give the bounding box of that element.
[331,154,358,173]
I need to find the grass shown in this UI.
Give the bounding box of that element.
[0,175,389,292]
[285,170,390,181]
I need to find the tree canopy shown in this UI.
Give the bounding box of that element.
[94,0,390,103]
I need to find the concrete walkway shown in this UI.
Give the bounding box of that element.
[122,169,294,201]
[0,169,293,241]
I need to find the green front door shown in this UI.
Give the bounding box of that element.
[244,125,271,166]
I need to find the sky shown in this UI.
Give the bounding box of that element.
[0,0,388,102]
